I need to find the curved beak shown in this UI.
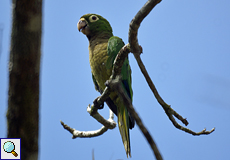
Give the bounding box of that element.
[77,18,87,32]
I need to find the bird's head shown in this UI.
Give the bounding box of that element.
[77,14,113,40]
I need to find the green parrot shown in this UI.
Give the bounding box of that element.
[77,13,135,157]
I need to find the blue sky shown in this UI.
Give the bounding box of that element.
[1,0,230,160]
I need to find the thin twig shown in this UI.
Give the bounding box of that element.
[60,109,116,138]
[133,48,215,135]
[87,105,116,129]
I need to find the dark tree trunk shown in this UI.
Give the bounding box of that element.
[7,0,42,159]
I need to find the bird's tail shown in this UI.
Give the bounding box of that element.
[117,104,131,157]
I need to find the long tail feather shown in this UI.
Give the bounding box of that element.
[117,104,131,157]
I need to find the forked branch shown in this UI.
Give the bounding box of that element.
[60,109,116,138]
[128,0,215,136]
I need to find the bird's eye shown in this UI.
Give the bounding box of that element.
[89,15,99,22]
[92,16,97,20]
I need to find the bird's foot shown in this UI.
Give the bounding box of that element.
[93,96,104,109]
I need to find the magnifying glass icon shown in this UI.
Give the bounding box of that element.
[3,141,18,157]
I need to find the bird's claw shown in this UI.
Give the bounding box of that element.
[93,97,104,109]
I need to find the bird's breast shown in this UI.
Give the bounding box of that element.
[89,42,111,91]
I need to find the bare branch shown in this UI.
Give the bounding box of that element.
[61,120,108,138]
[129,0,162,54]
[108,76,163,160]
[87,105,116,129]
[132,37,215,135]
[60,109,116,138]
[128,0,215,136]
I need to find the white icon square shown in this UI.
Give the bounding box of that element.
[0,138,21,160]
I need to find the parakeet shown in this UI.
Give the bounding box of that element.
[77,13,135,157]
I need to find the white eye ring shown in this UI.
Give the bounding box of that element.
[89,15,99,22]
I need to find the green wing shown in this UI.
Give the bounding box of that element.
[106,36,133,102]
[107,36,134,157]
